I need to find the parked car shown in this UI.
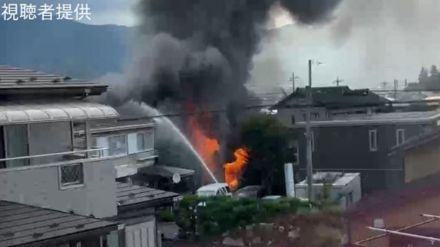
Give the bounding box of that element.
[234,185,265,198]
[196,183,232,197]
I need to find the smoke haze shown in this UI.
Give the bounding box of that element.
[250,0,440,92]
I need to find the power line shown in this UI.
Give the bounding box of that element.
[122,97,440,121]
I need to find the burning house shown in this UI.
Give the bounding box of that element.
[106,0,343,190]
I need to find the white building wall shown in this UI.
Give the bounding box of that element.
[295,173,362,210]
[0,157,118,218]
[125,218,157,247]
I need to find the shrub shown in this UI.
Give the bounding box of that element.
[174,195,313,238]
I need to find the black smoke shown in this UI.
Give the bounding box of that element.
[127,0,341,111]
[101,0,341,181]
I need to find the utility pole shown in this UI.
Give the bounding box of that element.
[290,72,296,92]
[334,76,343,87]
[306,59,314,201]
[394,79,398,99]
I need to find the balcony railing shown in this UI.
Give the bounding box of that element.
[0,148,108,170]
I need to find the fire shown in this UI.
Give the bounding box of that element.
[224,148,249,191]
[186,110,220,178]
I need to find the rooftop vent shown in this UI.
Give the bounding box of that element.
[63,76,72,81]
[29,77,37,82]
[16,79,25,84]
[52,78,61,83]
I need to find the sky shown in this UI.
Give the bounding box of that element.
[6,0,440,92]
[251,0,440,93]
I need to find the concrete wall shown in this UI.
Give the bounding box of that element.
[404,138,440,183]
[29,122,72,165]
[0,157,119,218]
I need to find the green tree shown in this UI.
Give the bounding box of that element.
[240,115,293,194]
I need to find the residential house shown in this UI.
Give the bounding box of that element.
[274,86,440,193]
[0,65,181,247]
[0,200,118,247]
[275,86,390,125]
[345,122,440,246]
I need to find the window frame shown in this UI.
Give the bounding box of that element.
[369,129,378,152]
[396,128,405,146]
[4,124,30,168]
[107,134,128,156]
[59,163,84,189]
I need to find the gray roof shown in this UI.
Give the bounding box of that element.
[117,182,179,208]
[0,101,118,125]
[293,110,440,127]
[275,86,389,109]
[0,65,107,96]
[0,201,117,247]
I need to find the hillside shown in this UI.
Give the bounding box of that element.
[0,20,131,79]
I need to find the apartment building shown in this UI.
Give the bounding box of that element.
[0,66,179,247]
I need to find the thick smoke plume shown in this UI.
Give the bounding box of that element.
[123,0,341,112]
[105,0,341,179]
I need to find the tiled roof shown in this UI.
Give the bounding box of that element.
[0,65,87,85]
[0,66,107,97]
[0,201,117,247]
[275,86,389,109]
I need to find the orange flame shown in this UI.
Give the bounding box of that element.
[224,148,249,191]
[187,113,220,178]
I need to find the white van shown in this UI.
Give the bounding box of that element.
[196,183,231,197]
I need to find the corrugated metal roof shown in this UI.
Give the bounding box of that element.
[0,101,118,124]
[117,182,179,207]
[0,66,108,98]
[0,200,117,247]
[0,65,91,85]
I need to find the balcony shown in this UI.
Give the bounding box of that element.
[0,148,120,218]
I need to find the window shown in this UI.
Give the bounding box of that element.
[108,135,127,156]
[4,125,29,168]
[60,164,84,188]
[291,115,296,124]
[127,130,154,154]
[396,129,405,145]
[312,112,320,119]
[369,129,378,151]
[137,132,148,151]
